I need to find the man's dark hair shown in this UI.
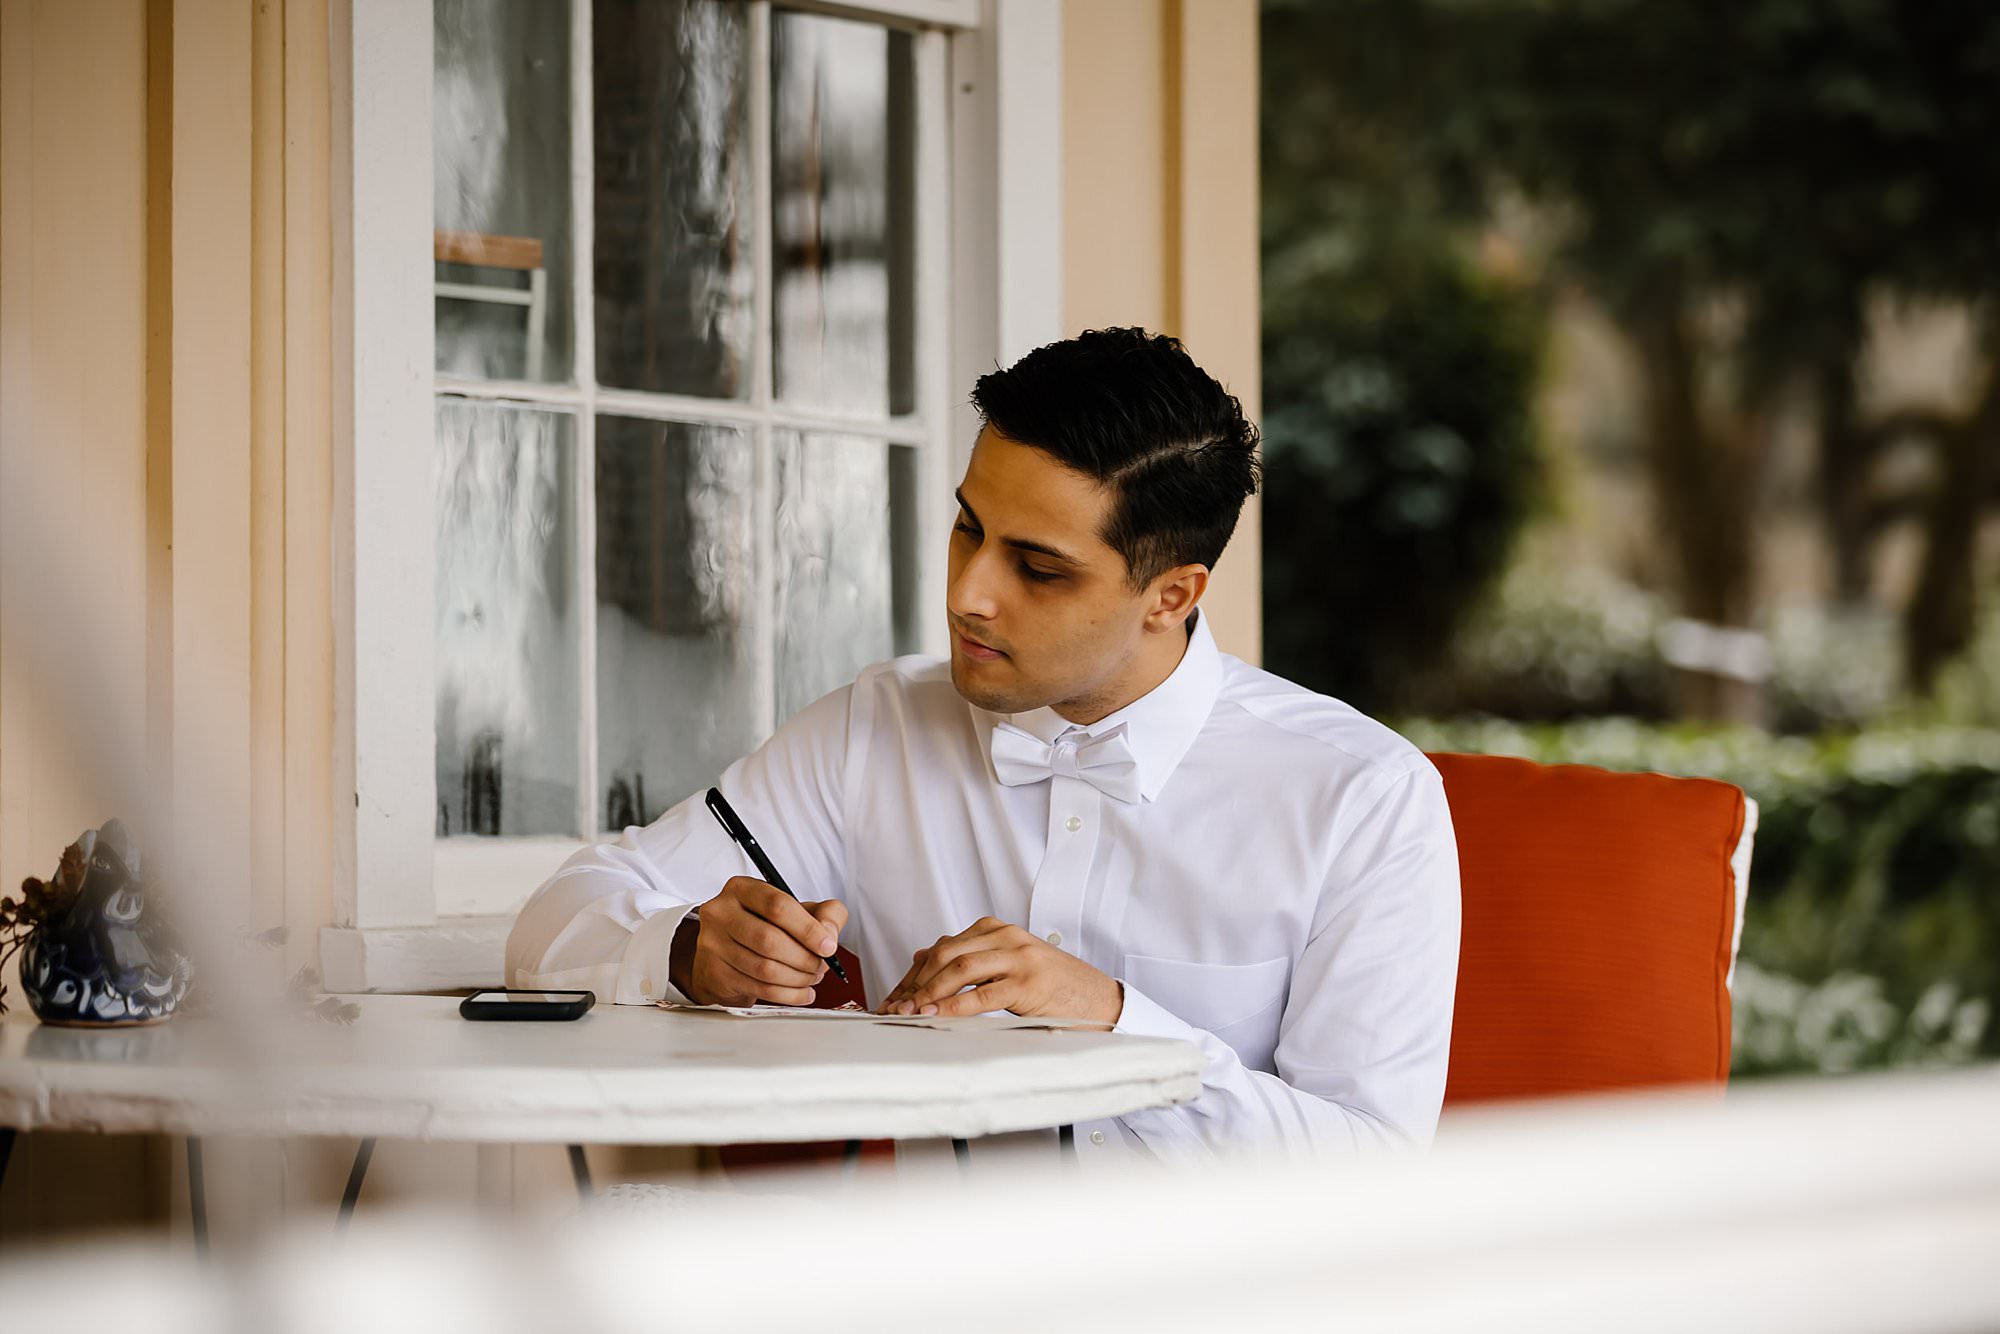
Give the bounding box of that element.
[969,327,1262,586]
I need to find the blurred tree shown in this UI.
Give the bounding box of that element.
[1896,335,2000,693]
[1260,3,1545,713]
[1270,0,2000,712]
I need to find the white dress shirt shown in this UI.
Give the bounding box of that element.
[507,613,1462,1159]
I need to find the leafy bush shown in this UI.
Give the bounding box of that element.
[1902,595,2000,731]
[1764,605,1906,734]
[1415,548,1987,732]
[1261,251,1546,715]
[1401,718,2000,1076]
[1420,544,1673,720]
[1731,964,1988,1075]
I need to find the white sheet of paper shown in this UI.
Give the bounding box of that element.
[654,1001,1099,1031]
[662,1002,895,1020]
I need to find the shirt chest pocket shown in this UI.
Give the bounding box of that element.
[1121,953,1291,1073]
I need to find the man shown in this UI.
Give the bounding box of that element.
[507,327,1461,1158]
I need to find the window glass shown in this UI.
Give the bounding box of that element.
[434,399,579,836]
[774,432,923,722]
[595,416,759,830]
[593,0,754,399]
[771,12,918,417]
[427,0,934,847]
[434,0,574,383]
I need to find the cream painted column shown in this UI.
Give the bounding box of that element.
[170,0,254,921]
[283,0,337,982]
[0,0,154,976]
[251,0,288,985]
[1060,0,1171,335]
[1169,0,1261,664]
[168,0,281,1252]
[0,0,171,1238]
[1060,0,1263,664]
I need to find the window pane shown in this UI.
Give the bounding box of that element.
[435,400,579,837]
[593,0,753,399]
[774,432,922,722]
[596,416,759,830]
[771,13,917,418]
[434,0,573,383]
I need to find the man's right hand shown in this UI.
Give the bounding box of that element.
[668,876,847,1007]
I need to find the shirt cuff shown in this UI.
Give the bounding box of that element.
[1112,980,1202,1044]
[612,902,700,1005]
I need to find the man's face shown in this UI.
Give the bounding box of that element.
[945,427,1155,715]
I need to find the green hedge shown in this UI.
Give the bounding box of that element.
[1400,719,2000,1077]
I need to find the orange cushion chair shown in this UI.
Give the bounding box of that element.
[1427,752,1755,1105]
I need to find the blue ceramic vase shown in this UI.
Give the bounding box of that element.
[20,824,191,1027]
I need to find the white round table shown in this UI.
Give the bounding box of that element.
[0,995,1202,1234]
[0,994,1200,1142]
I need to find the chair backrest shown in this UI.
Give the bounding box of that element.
[1427,752,1754,1106]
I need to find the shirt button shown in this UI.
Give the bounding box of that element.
[1065,815,1082,833]
[1090,1130,1106,1145]
[1045,930,1062,946]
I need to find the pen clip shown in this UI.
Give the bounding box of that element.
[704,787,745,843]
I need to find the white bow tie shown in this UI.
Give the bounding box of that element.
[989,722,1143,804]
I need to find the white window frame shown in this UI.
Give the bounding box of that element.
[323,0,1062,991]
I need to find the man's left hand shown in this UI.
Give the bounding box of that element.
[877,917,1123,1024]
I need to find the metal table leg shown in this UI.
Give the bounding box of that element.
[951,1137,970,1172]
[336,1137,376,1231]
[567,1143,593,1199]
[186,1136,209,1258]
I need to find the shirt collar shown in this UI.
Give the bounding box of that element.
[992,610,1223,802]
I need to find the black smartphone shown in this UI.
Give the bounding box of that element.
[458,989,595,1021]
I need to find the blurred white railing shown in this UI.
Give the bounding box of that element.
[6,1063,1999,1333]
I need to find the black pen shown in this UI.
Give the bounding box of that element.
[704,787,850,985]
